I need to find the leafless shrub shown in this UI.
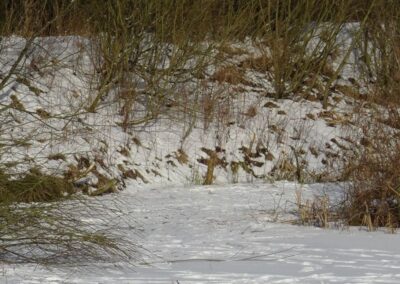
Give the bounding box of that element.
[341,119,400,230]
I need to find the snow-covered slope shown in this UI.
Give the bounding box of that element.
[0,33,377,190]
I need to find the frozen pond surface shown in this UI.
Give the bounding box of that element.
[2,182,400,283]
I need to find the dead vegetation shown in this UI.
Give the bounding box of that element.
[0,170,133,264]
[0,0,400,245]
[211,66,247,85]
[341,120,400,230]
[0,170,74,203]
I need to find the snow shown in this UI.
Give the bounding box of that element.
[1,24,400,283]
[0,31,375,187]
[2,182,400,283]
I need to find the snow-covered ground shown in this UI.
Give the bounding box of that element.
[3,182,400,283]
[1,25,399,284]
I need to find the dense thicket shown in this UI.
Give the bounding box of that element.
[1,1,398,39]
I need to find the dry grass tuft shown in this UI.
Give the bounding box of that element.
[295,190,334,228]
[0,170,74,203]
[211,66,246,85]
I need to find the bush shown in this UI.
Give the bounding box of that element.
[342,123,400,230]
[0,171,133,264]
[0,200,134,264]
[0,170,75,203]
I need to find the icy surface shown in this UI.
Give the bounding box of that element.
[2,182,400,283]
